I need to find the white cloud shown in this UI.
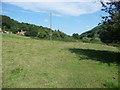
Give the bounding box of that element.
[2,11,9,14]
[2,0,116,2]
[21,10,32,13]
[44,19,48,22]
[1,0,96,2]
[3,2,102,16]
[52,13,62,17]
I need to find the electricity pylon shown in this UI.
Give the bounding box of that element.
[50,12,52,41]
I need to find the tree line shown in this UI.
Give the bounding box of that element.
[1,15,76,42]
[99,0,120,46]
[72,1,120,46]
[1,1,120,45]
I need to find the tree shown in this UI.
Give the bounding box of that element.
[72,33,80,39]
[2,15,13,30]
[52,30,60,39]
[37,31,47,38]
[1,15,70,41]
[99,0,120,44]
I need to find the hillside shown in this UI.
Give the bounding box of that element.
[1,15,74,41]
[79,25,106,43]
[80,25,101,39]
[1,15,119,44]
[2,33,119,88]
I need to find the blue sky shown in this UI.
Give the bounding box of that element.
[1,1,107,35]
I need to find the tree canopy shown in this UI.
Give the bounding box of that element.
[1,15,72,41]
[99,1,120,45]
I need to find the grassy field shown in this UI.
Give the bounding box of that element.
[2,33,119,88]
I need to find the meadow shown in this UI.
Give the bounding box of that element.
[2,33,119,88]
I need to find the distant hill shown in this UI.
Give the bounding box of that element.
[79,25,105,43]
[1,15,112,44]
[1,15,75,42]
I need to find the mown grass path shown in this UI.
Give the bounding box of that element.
[2,34,119,88]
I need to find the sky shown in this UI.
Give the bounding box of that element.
[1,0,108,35]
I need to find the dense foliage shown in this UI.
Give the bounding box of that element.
[75,1,120,45]
[2,1,120,45]
[72,25,104,43]
[99,1,120,45]
[72,33,80,39]
[1,15,74,41]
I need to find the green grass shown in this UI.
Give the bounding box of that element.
[2,33,119,88]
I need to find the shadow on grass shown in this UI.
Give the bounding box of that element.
[69,48,120,65]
